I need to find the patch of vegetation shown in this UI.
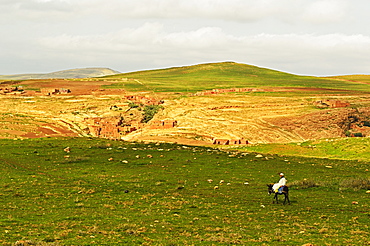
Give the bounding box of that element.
[289,179,320,189]
[141,105,164,123]
[13,240,61,246]
[340,177,370,191]
[125,103,163,123]
[235,137,370,161]
[128,102,139,108]
[352,132,364,137]
[0,137,369,245]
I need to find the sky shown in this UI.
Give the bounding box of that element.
[1,0,370,76]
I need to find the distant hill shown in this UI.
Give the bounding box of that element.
[0,68,120,80]
[328,74,370,84]
[104,62,370,93]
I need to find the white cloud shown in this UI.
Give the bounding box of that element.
[39,23,164,52]
[2,0,72,11]
[302,0,349,24]
[98,0,349,24]
[0,0,74,22]
[37,23,370,75]
[1,0,368,75]
[1,0,351,24]
[40,23,370,54]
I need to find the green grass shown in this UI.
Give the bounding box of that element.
[0,137,369,245]
[234,137,370,161]
[102,62,370,93]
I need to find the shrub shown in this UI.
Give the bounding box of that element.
[289,179,320,189]
[340,177,370,191]
[141,105,163,123]
[363,121,370,127]
[128,102,139,108]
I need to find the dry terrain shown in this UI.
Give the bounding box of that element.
[131,92,370,144]
[1,78,370,145]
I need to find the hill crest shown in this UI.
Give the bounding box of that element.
[105,61,370,93]
[0,67,120,80]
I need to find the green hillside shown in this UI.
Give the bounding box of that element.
[329,74,370,84]
[104,62,370,93]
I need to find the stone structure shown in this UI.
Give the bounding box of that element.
[229,139,249,145]
[0,87,25,95]
[41,88,71,95]
[213,139,248,145]
[85,117,178,140]
[123,95,164,106]
[149,120,177,129]
[314,100,350,108]
[213,139,230,145]
[85,117,137,139]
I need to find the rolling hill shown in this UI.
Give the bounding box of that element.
[104,62,370,93]
[0,67,120,80]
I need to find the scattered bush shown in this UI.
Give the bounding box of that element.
[128,102,139,108]
[14,240,61,246]
[289,179,320,189]
[340,177,370,191]
[363,121,370,127]
[141,105,164,123]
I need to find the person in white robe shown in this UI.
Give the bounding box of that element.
[272,173,286,193]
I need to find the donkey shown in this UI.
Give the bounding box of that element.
[267,184,290,205]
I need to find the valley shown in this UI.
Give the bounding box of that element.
[1,62,370,147]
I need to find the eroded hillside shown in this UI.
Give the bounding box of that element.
[123,92,370,144]
[1,88,370,144]
[2,62,370,145]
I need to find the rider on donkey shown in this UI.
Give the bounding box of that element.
[272,173,286,193]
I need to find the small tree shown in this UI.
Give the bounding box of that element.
[353,132,363,137]
[128,102,140,108]
[141,105,163,123]
[363,121,370,127]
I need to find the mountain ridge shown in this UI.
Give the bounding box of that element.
[0,67,120,80]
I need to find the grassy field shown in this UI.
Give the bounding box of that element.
[1,62,370,245]
[234,137,370,161]
[103,62,370,93]
[0,137,369,245]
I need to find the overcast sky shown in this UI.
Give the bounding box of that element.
[1,0,369,76]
